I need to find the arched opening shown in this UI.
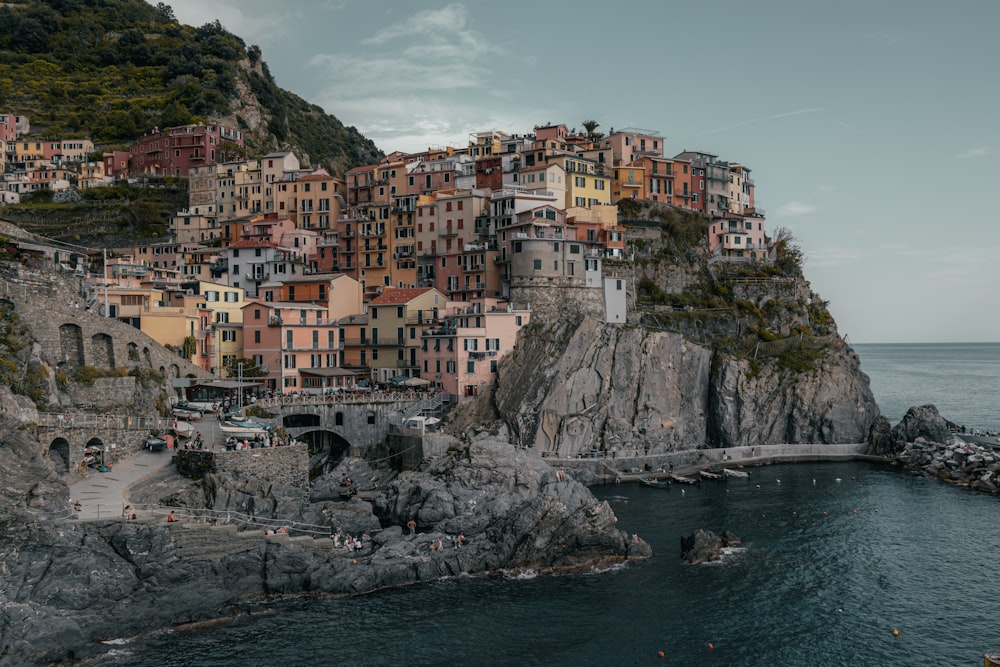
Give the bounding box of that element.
[91,332,115,368]
[298,429,352,479]
[58,323,85,369]
[127,342,140,362]
[48,438,70,473]
[80,437,105,476]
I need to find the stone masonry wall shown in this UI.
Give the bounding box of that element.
[176,444,308,491]
[509,283,604,322]
[0,266,212,382]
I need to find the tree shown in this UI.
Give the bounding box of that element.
[223,357,264,378]
[582,119,604,141]
[773,227,804,276]
[154,3,176,23]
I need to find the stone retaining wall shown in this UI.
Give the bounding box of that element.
[176,444,308,490]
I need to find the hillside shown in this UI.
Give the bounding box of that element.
[0,0,382,173]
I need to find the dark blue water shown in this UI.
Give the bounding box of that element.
[92,344,1000,666]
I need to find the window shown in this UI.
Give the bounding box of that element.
[467,361,475,373]
[254,309,261,320]
[575,176,585,187]
[283,354,296,369]
[570,244,580,254]
[533,259,542,270]
[254,330,261,343]
[225,291,238,302]
[371,307,378,319]
[490,360,498,373]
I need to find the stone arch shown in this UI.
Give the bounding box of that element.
[58,323,85,368]
[127,342,140,362]
[159,365,166,377]
[0,298,13,312]
[297,429,352,478]
[91,332,115,368]
[169,364,180,378]
[48,437,70,472]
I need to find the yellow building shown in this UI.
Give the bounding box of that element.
[547,155,611,209]
[364,287,446,382]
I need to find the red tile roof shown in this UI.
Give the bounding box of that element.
[368,287,434,305]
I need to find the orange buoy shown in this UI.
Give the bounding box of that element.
[892,628,899,637]
[657,650,665,658]
[823,512,829,516]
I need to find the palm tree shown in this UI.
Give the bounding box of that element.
[582,119,604,141]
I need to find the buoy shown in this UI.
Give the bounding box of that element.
[853,509,858,513]
[812,479,816,485]
[657,650,665,658]
[823,511,828,516]
[776,479,781,484]
[707,643,714,650]
[892,628,899,637]
[792,511,797,516]
[835,478,842,482]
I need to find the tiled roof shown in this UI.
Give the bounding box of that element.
[368,287,433,305]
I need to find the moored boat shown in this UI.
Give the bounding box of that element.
[699,470,724,481]
[639,476,671,489]
[669,474,700,485]
[219,417,274,437]
[723,468,750,479]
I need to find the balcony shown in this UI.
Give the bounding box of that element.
[246,273,269,282]
[268,316,283,326]
[439,227,458,237]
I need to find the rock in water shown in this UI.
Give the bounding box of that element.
[680,528,741,564]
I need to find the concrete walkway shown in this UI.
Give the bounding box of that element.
[68,446,174,520]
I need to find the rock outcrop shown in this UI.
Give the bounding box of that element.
[680,528,742,564]
[0,430,647,666]
[495,315,878,456]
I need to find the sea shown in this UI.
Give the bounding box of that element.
[87,343,1000,667]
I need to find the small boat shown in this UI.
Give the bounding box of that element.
[219,418,273,437]
[669,474,700,485]
[700,470,724,481]
[172,420,194,439]
[172,407,201,421]
[723,468,750,479]
[639,476,671,489]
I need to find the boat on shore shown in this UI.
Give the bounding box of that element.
[669,474,700,485]
[639,476,671,489]
[699,470,724,481]
[219,417,274,438]
[723,468,750,479]
[172,420,194,439]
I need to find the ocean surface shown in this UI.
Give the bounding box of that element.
[89,343,1000,666]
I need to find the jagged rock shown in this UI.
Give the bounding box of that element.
[892,405,954,448]
[867,415,895,456]
[680,528,741,564]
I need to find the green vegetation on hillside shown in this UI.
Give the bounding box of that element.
[0,0,381,172]
[0,183,187,246]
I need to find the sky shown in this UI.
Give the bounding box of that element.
[165,0,1000,344]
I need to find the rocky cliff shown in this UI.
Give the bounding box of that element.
[494,313,878,456]
[492,219,879,456]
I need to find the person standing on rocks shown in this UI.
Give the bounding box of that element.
[407,520,417,535]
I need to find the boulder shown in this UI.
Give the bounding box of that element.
[680,528,741,564]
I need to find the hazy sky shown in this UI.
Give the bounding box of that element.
[167,0,1000,344]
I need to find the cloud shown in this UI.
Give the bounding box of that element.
[956,147,988,159]
[166,1,304,45]
[775,201,817,216]
[696,108,823,136]
[308,3,507,152]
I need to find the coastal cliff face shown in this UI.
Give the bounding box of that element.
[494,314,878,455]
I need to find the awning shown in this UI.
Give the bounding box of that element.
[299,368,358,377]
[402,376,431,387]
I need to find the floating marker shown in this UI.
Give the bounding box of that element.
[707,643,714,650]
[657,650,665,658]
[892,628,899,637]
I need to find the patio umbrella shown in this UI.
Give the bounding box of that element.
[402,376,431,387]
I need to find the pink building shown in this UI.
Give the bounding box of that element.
[241,300,341,394]
[128,124,244,177]
[707,214,768,260]
[419,298,531,399]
